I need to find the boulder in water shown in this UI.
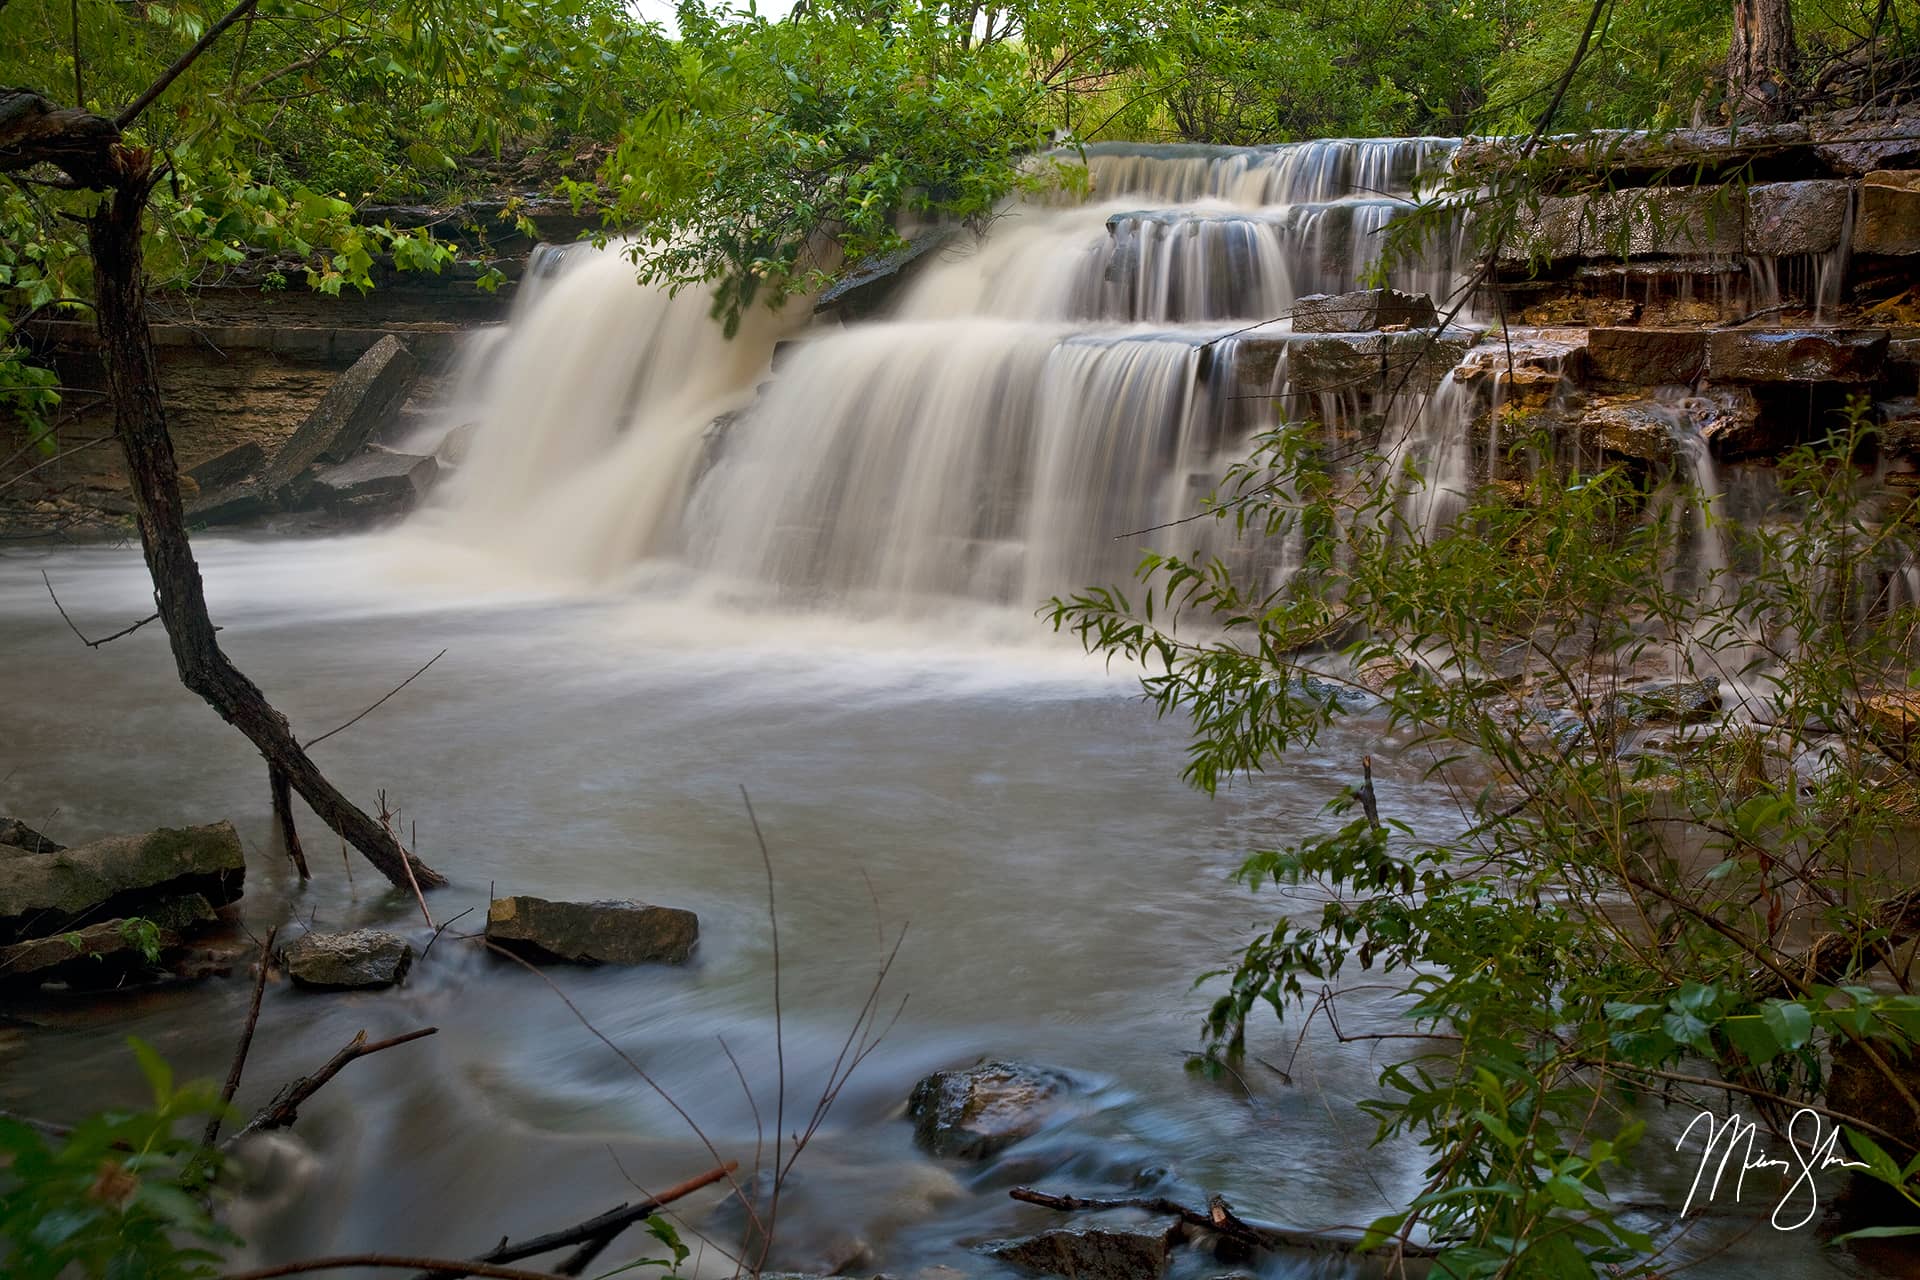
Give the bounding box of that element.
[1706,330,1888,384]
[0,895,218,988]
[484,895,699,965]
[907,1059,1077,1159]
[282,928,415,990]
[989,1222,1180,1280]
[1610,679,1722,728]
[0,822,244,946]
[1291,288,1436,334]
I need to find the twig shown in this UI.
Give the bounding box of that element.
[203,925,277,1148]
[407,1162,737,1280]
[227,1027,436,1144]
[1009,1186,1439,1257]
[270,765,309,880]
[304,649,447,748]
[421,906,475,962]
[0,433,114,493]
[222,1258,561,1280]
[740,786,786,1276]
[41,570,159,648]
[0,1107,73,1138]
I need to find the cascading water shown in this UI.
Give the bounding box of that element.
[413,138,1479,609]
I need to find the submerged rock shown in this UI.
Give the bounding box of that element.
[0,822,244,946]
[989,1222,1179,1280]
[484,895,699,965]
[282,928,415,990]
[907,1060,1077,1159]
[1291,288,1436,334]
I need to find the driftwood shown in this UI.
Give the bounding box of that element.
[227,1027,436,1144]
[1009,1186,1441,1259]
[410,1161,739,1280]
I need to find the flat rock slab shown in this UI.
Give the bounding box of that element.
[485,895,699,965]
[0,822,243,946]
[262,334,419,501]
[0,895,216,988]
[310,451,439,515]
[1587,328,1708,386]
[184,442,266,492]
[908,1059,1078,1159]
[1291,288,1436,333]
[990,1223,1178,1280]
[283,928,415,990]
[1706,329,1888,383]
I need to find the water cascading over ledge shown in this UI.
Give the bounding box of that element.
[411,137,1485,607]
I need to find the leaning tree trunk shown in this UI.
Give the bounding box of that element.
[84,147,443,890]
[1728,0,1797,121]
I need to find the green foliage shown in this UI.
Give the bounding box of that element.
[0,1039,233,1280]
[597,1,1061,333]
[1052,406,1920,1270]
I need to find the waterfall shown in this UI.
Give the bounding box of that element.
[411,138,1481,608]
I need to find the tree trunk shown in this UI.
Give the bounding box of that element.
[1728,0,1797,121]
[85,150,443,891]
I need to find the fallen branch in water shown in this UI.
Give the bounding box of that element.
[411,1161,740,1280]
[1009,1186,1440,1258]
[226,1026,436,1145]
[203,925,277,1148]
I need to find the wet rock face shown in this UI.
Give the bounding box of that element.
[1290,288,1437,333]
[0,822,244,946]
[1580,401,1682,465]
[1610,679,1723,728]
[1706,330,1888,384]
[907,1060,1077,1159]
[0,818,63,855]
[311,451,439,516]
[1858,171,1920,256]
[1587,328,1708,386]
[483,895,699,965]
[282,928,415,990]
[0,895,218,988]
[989,1222,1179,1280]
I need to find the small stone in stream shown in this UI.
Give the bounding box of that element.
[282,928,415,990]
[484,895,699,965]
[989,1223,1179,1280]
[0,818,62,854]
[908,1060,1077,1159]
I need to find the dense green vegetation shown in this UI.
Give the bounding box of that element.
[1053,410,1920,1272]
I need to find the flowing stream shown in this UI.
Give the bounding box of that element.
[0,140,1880,1278]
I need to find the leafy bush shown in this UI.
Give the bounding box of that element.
[1053,407,1920,1271]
